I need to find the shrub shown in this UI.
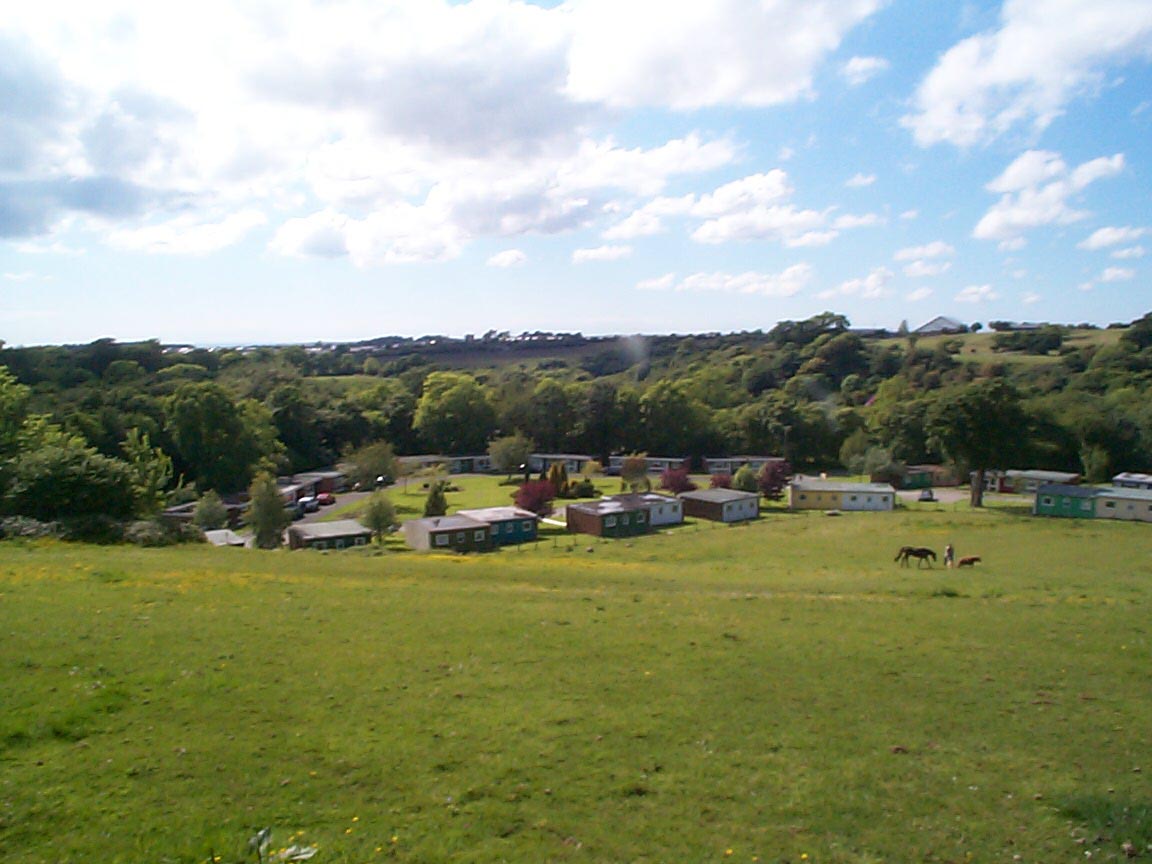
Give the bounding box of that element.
[659,468,697,494]
[710,472,733,489]
[514,480,557,516]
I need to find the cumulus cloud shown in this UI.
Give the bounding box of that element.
[487,249,527,268]
[973,150,1124,243]
[845,173,876,188]
[906,287,934,302]
[572,245,631,263]
[1101,266,1135,282]
[1111,246,1145,259]
[637,265,813,297]
[895,241,956,261]
[841,56,890,86]
[566,0,882,109]
[904,0,1152,146]
[819,266,893,300]
[956,284,1000,303]
[903,260,952,278]
[110,210,267,254]
[1078,225,1147,250]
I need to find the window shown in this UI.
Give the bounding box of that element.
[636,512,646,523]
[490,525,499,536]
[355,537,366,546]
[474,530,486,542]
[1106,501,1116,509]
[455,532,465,543]
[435,534,449,546]
[850,495,858,502]
[1041,497,1053,506]
[605,516,617,527]
[314,541,327,550]
[521,520,533,531]
[335,539,345,549]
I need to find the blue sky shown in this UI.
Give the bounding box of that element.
[2,0,1150,346]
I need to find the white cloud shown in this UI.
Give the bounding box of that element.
[565,0,882,109]
[637,265,813,297]
[1101,266,1135,282]
[903,260,952,278]
[956,284,1000,303]
[900,209,919,221]
[819,266,893,300]
[895,241,955,261]
[1078,225,1147,250]
[833,213,883,229]
[845,172,876,188]
[1022,291,1042,304]
[636,273,676,292]
[903,0,1152,147]
[3,272,41,282]
[1112,246,1145,259]
[573,245,631,263]
[109,210,267,254]
[487,249,527,268]
[973,150,1124,243]
[906,287,934,302]
[841,56,890,86]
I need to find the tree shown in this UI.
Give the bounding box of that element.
[363,491,397,543]
[488,434,534,478]
[247,472,290,549]
[413,372,496,454]
[757,460,792,501]
[514,479,556,516]
[121,428,173,517]
[423,481,448,517]
[343,440,399,490]
[193,490,229,530]
[925,379,1028,507]
[619,454,650,493]
[166,382,281,493]
[3,432,136,522]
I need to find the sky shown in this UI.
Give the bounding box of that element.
[2,0,1151,347]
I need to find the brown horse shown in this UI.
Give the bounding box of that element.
[895,546,937,568]
[957,555,981,567]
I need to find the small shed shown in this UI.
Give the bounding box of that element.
[565,499,651,538]
[456,506,538,546]
[602,492,684,527]
[287,519,372,551]
[1033,483,1097,519]
[679,488,760,522]
[402,514,492,552]
[1095,486,1152,523]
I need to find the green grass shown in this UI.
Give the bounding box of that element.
[2,509,1150,863]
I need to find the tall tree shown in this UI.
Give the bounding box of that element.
[413,372,496,454]
[363,491,397,543]
[247,472,290,549]
[488,433,534,479]
[925,379,1028,507]
[121,428,173,517]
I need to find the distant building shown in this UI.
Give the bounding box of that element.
[913,316,967,335]
[1095,486,1152,523]
[1112,472,1152,490]
[528,453,595,474]
[1033,484,1097,520]
[703,456,786,476]
[607,455,691,474]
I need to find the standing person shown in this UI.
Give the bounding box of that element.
[944,543,955,568]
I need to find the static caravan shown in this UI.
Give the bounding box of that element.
[1112,472,1152,490]
[565,499,651,538]
[403,514,493,552]
[679,488,760,523]
[1033,483,1097,519]
[287,519,373,551]
[456,506,538,546]
[602,493,684,527]
[788,479,895,512]
[1095,487,1152,523]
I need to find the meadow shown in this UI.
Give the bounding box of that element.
[2,505,1150,863]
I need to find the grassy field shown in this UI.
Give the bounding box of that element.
[2,506,1150,863]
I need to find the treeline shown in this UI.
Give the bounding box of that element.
[2,311,1152,535]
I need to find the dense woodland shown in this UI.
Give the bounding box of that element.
[2,310,1152,537]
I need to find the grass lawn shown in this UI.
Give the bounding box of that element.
[2,507,1150,863]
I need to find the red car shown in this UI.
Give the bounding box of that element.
[317,492,336,506]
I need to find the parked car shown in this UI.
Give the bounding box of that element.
[918,488,936,502]
[298,496,319,513]
[317,492,336,506]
